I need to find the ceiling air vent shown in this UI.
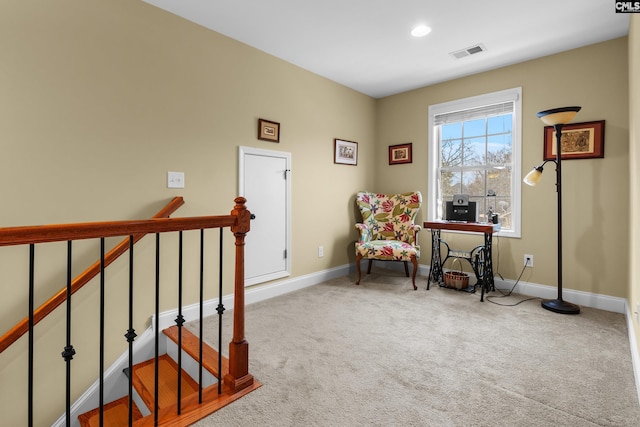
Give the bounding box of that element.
[450,44,486,59]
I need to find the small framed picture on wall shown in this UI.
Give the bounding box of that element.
[334,139,358,165]
[258,118,280,142]
[389,143,412,165]
[543,120,604,160]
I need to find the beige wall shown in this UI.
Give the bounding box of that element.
[628,16,640,369]
[376,38,630,295]
[0,0,375,424]
[0,0,636,424]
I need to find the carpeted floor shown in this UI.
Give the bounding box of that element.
[188,269,640,426]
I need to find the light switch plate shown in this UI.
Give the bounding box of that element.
[167,171,185,188]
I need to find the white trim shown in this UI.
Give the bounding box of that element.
[238,146,292,287]
[626,300,640,406]
[57,265,350,425]
[427,87,522,238]
[155,263,352,331]
[58,264,638,426]
[491,276,626,313]
[373,263,639,402]
[354,261,626,313]
[51,327,160,427]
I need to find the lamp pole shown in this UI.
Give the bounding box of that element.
[541,123,580,314]
[525,106,581,314]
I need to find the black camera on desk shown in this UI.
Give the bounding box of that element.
[445,194,477,222]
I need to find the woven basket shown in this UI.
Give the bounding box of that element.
[443,258,469,290]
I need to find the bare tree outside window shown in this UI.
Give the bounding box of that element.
[428,87,522,236]
[438,114,513,228]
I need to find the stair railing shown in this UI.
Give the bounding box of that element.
[0,197,254,426]
[0,196,185,355]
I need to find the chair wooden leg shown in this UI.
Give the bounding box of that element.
[367,259,373,274]
[410,256,418,290]
[403,261,409,277]
[356,253,363,285]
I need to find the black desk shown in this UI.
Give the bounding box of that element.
[423,221,500,301]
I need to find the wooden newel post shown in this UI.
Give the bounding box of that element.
[225,197,254,391]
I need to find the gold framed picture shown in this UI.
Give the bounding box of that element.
[258,118,280,142]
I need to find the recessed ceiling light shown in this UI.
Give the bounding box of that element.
[411,25,431,37]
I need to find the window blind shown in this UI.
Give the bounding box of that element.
[434,101,514,126]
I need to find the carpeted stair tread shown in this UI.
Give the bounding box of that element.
[77,395,142,427]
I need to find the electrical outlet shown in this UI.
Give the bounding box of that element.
[524,254,534,267]
[318,246,324,258]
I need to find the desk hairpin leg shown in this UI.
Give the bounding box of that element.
[427,229,443,290]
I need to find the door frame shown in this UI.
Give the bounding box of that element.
[238,146,292,286]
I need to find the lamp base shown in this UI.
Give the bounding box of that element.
[541,298,580,315]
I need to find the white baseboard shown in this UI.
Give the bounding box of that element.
[362,260,638,404]
[51,327,160,427]
[380,261,625,313]
[491,277,627,314]
[155,263,352,331]
[625,301,640,406]
[58,261,638,425]
[352,259,627,312]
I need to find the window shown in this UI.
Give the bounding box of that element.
[427,87,522,237]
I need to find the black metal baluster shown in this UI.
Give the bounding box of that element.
[99,238,105,427]
[176,231,184,414]
[62,241,76,427]
[154,233,160,426]
[198,229,204,403]
[28,244,34,427]
[217,230,225,394]
[125,236,137,427]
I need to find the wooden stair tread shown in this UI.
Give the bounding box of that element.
[163,325,229,379]
[78,328,259,427]
[132,380,261,427]
[132,354,200,410]
[78,396,142,427]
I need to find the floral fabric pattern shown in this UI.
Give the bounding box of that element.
[354,191,422,261]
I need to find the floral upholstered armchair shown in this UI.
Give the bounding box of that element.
[354,191,422,289]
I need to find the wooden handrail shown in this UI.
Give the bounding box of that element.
[0,197,185,354]
[1,196,254,425]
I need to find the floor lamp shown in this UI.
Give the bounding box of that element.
[523,106,581,315]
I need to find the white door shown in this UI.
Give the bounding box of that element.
[238,146,291,286]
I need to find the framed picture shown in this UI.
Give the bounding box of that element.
[389,143,412,165]
[543,120,605,160]
[258,118,280,142]
[334,139,358,165]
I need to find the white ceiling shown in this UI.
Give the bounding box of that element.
[142,0,629,99]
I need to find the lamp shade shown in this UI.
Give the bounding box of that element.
[523,167,543,186]
[536,106,581,126]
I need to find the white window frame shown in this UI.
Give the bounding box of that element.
[427,87,522,238]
